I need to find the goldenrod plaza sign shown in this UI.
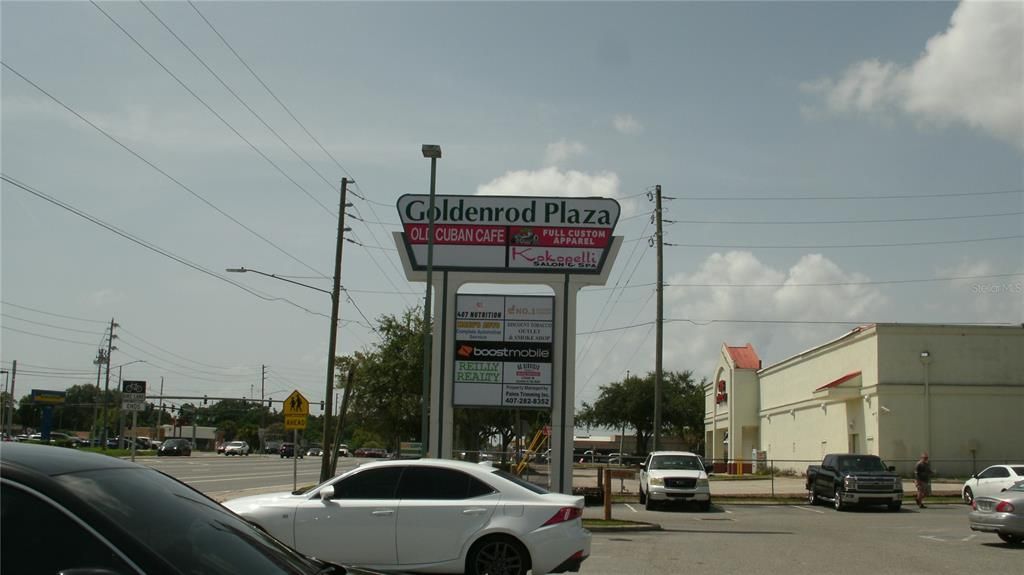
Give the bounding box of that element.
[397,194,620,274]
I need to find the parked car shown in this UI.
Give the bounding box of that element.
[968,479,1024,544]
[280,442,303,459]
[224,441,251,456]
[264,440,283,454]
[639,451,713,511]
[158,438,192,457]
[307,446,324,457]
[337,443,350,457]
[216,442,226,454]
[962,464,1024,504]
[354,447,387,458]
[0,442,373,574]
[225,458,591,575]
[806,453,902,511]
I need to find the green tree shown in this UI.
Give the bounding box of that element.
[576,370,706,454]
[347,308,425,452]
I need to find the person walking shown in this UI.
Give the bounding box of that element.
[914,452,933,508]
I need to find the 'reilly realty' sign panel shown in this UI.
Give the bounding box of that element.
[454,294,554,408]
[397,195,620,274]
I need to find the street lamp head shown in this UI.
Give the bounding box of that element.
[225,267,247,273]
[421,144,442,159]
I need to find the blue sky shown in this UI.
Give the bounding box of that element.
[2,1,1021,416]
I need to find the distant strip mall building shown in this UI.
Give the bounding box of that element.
[704,324,1024,475]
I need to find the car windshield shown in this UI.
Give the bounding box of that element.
[838,456,889,472]
[56,467,329,574]
[491,469,550,495]
[650,455,702,470]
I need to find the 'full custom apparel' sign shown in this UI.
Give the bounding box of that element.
[397,195,620,274]
[453,294,554,408]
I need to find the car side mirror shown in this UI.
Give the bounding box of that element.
[705,469,714,476]
[319,485,335,501]
[888,466,896,472]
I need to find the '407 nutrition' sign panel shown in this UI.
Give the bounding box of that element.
[453,294,554,408]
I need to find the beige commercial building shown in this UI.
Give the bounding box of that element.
[705,324,1024,476]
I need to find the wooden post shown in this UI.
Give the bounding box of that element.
[603,468,612,520]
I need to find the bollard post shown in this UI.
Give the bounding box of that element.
[603,468,612,521]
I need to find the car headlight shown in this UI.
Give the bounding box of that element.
[696,478,709,488]
[649,477,664,486]
[844,477,857,490]
[894,478,902,490]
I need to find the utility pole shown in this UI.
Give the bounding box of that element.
[4,361,15,438]
[155,377,164,442]
[653,185,664,452]
[320,178,349,483]
[261,364,266,402]
[100,319,117,450]
[261,364,267,453]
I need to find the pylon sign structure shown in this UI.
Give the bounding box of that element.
[395,193,621,494]
[283,390,309,430]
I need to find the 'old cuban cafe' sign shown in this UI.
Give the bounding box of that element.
[397,194,621,274]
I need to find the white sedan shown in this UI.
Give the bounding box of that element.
[962,464,1024,504]
[639,451,712,511]
[223,440,250,456]
[224,458,590,575]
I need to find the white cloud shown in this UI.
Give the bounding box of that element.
[544,139,587,165]
[613,113,644,135]
[937,258,1024,321]
[477,166,619,198]
[664,252,886,376]
[803,0,1024,151]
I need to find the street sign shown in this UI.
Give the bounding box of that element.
[31,389,67,405]
[121,380,146,411]
[283,390,309,430]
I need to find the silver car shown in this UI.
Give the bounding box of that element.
[968,479,1024,545]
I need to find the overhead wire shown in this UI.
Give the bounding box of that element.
[0,301,106,324]
[665,234,1023,250]
[0,62,329,279]
[89,1,336,218]
[2,174,330,318]
[666,188,1024,201]
[665,210,1024,226]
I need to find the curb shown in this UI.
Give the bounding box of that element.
[584,522,662,533]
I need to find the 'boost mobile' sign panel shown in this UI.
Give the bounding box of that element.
[454,294,554,408]
[397,195,620,274]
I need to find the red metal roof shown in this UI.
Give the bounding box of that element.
[814,370,862,392]
[726,344,761,370]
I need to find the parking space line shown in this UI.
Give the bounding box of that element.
[791,505,825,514]
[624,504,638,513]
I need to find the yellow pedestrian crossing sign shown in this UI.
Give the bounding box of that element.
[283,390,309,430]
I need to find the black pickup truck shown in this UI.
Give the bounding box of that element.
[806,454,903,511]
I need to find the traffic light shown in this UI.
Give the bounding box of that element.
[320,401,325,411]
[203,395,208,405]
[267,398,272,408]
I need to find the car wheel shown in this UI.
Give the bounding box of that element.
[963,487,974,505]
[888,501,902,512]
[808,490,818,506]
[467,535,529,575]
[638,487,647,504]
[998,532,1023,545]
[699,500,712,512]
[645,496,656,511]
[834,489,845,511]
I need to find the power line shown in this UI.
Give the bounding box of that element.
[666,271,1024,289]
[139,0,342,206]
[665,210,1024,226]
[0,301,107,324]
[2,174,330,318]
[2,325,98,347]
[666,189,1024,201]
[88,1,336,218]
[665,234,1023,250]
[1,313,109,336]
[0,61,329,279]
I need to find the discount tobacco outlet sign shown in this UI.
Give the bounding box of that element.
[397,195,621,274]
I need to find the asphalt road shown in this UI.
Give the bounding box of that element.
[582,502,1021,574]
[137,452,362,500]
[140,454,1020,574]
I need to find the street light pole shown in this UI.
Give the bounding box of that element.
[420,144,441,457]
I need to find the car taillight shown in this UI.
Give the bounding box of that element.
[995,501,1015,513]
[543,506,582,526]
[971,500,977,510]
